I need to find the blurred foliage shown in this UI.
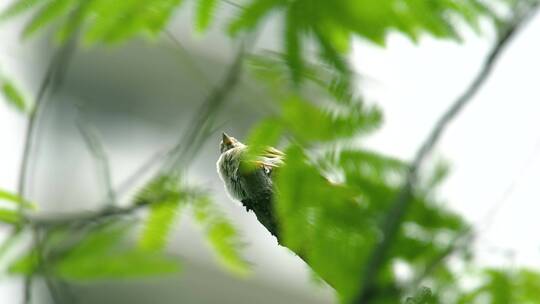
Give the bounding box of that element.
[135,175,187,251]
[0,76,27,112]
[457,268,540,303]
[192,195,250,276]
[1,0,506,83]
[0,189,33,225]
[230,0,501,84]
[245,46,540,303]
[1,0,540,303]
[8,221,182,280]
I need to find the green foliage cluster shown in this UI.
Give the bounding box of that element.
[0,175,248,282]
[246,55,472,302]
[0,0,504,85]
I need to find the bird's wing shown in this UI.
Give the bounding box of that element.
[257,146,285,175]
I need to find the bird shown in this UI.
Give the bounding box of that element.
[216,132,284,237]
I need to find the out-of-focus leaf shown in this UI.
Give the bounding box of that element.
[195,0,218,32]
[8,249,39,275]
[0,0,41,20]
[55,221,180,280]
[276,146,378,302]
[193,195,250,276]
[135,175,185,252]
[1,0,186,44]
[56,250,181,280]
[1,80,26,112]
[281,95,382,142]
[284,1,302,84]
[232,0,504,85]
[22,0,73,38]
[0,209,21,225]
[0,190,24,205]
[0,189,35,209]
[133,175,183,206]
[228,0,285,35]
[138,199,185,251]
[0,230,23,265]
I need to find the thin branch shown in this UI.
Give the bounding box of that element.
[408,132,540,290]
[18,5,83,302]
[23,42,252,229]
[221,0,244,10]
[353,5,539,303]
[114,147,172,196]
[164,31,212,89]
[164,40,247,171]
[76,118,116,206]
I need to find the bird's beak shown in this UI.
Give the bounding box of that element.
[222,132,233,145]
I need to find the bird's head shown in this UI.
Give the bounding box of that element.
[220,132,243,153]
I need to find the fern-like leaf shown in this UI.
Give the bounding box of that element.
[1,80,26,112]
[134,175,186,251]
[195,0,218,32]
[22,0,73,38]
[193,195,250,276]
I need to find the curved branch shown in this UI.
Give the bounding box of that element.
[354,5,539,303]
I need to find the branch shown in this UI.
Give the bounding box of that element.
[164,40,248,171]
[353,5,539,303]
[24,36,257,230]
[77,118,116,206]
[18,4,84,301]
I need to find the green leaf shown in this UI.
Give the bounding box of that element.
[56,250,181,280]
[228,0,284,35]
[22,0,74,38]
[0,190,24,204]
[138,200,184,251]
[193,196,250,276]
[0,189,34,209]
[281,95,382,142]
[284,2,302,84]
[0,0,42,20]
[1,80,26,112]
[276,145,378,302]
[133,175,183,206]
[8,249,39,274]
[195,0,218,32]
[43,221,182,280]
[0,230,23,265]
[0,209,21,225]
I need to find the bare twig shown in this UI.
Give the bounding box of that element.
[18,6,83,302]
[22,37,257,231]
[354,5,539,303]
[76,118,116,206]
[164,40,248,171]
[164,31,212,89]
[408,132,540,290]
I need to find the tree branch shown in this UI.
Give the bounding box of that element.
[354,4,539,303]
[76,118,116,206]
[23,35,257,231]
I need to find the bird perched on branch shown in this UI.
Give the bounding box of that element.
[217,133,284,237]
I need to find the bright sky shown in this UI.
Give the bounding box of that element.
[353,17,540,269]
